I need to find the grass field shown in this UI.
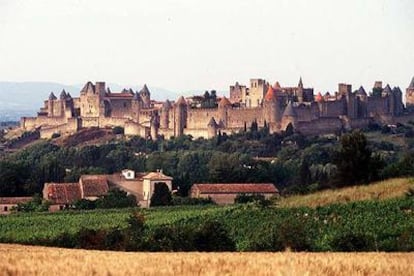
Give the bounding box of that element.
[278,177,414,208]
[1,244,413,275]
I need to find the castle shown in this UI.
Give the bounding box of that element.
[20,77,414,139]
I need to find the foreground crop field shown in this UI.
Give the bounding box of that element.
[1,244,413,276]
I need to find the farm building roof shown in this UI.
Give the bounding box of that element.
[43,183,82,204]
[192,183,278,194]
[143,171,173,181]
[0,197,33,205]
[79,175,109,197]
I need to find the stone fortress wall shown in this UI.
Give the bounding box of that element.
[20,76,414,140]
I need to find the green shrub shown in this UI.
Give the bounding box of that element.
[112,126,124,135]
[171,196,214,206]
[96,188,137,209]
[150,182,172,207]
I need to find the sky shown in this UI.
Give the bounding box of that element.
[0,0,413,95]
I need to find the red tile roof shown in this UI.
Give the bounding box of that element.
[192,183,278,194]
[44,183,81,204]
[0,197,32,205]
[143,171,173,181]
[79,175,109,197]
[105,93,134,98]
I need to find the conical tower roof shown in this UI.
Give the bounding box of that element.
[81,81,95,94]
[59,89,67,100]
[207,117,218,128]
[66,92,72,99]
[409,77,414,89]
[265,86,277,101]
[315,92,323,102]
[218,96,232,107]
[162,99,172,110]
[272,81,281,90]
[176,96,187,106]
[383,84,392,94]
[392,87,402,94]
[357,86,367,96]
[283,101,297,117]
[49,92,57,100]
[140,84,150,95]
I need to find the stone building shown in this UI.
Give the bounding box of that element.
[43,170,173,210]
[21,77,412,139]
[0,197,32,215]
[190,183,279,205]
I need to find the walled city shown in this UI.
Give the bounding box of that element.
[20,77,414,139]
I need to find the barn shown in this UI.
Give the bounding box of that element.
[190,183,278,205]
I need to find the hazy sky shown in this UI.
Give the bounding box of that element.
[0,0,413,94]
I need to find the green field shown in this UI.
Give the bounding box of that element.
[1,178,414,251]
[0,205,228,243]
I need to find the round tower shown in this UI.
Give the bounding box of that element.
[59,89,67,117]
[150,112,160,140]
[218,96,231,128]
[131,92,142,122]
[263,86,281,128]
[140,84,151,109]
[281,101,297,130]
[207,117,218,139]
[48,92,57,117]
[160,100,172,129]
[174,96,187,137]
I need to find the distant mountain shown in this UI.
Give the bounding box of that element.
[0,81,179,120]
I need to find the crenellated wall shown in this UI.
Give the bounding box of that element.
[296,118,343,135]
[187,108,219,129]
[227,107,264,128]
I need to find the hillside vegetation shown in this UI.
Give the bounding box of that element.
[1,244,413,276]
[278,177,414,208]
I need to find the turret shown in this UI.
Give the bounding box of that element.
[140,84,151,108]
[174,96,187,137]
[263,86,281,129]
[405,77,414,111]
[131,92,142,122]
[218,96,231,128]
[80,81,95,95]
[356,86,367,101]
[160,100,172,129]
[95,82,106,97]
[150,112,160,140]
[59,89,67,117]
[48,92,57,116]
[207,117,218,139]
[281,101,297,130]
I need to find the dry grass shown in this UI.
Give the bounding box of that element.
[279,178,414,208]
[1,244,413,276]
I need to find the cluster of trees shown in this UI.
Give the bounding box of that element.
[3,121,414,198]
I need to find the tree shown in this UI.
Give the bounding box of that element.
[150,182,172,207]
[333,130,373,186]
[96,188,137,209]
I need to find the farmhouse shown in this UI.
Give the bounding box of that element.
[43,170,173,210]
[0,197,32,215]
[43,176,110,211]
[190,183,278,205]
[108,170,173,208]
